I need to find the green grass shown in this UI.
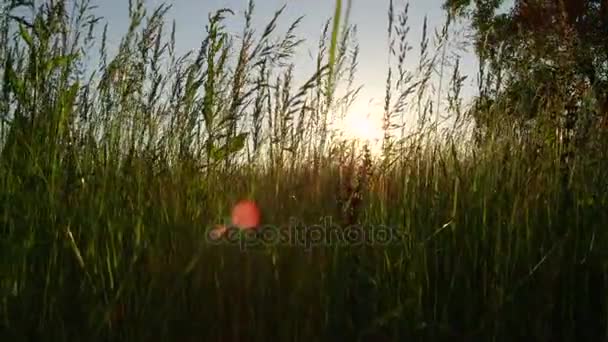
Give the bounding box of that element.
[1,0,607,341]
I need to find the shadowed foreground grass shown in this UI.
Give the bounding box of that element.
[1,0,608,341]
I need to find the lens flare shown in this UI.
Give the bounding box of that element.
[209,199,261,240]
[231,199,261,230]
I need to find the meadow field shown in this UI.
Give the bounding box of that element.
[1,0,607,341]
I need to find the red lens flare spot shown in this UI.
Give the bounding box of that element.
[231,199,261,230]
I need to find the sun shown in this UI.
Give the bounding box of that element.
[333,109,384,144]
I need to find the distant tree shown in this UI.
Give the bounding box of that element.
[444,0,608,142]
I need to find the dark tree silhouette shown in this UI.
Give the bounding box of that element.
[444,0,608,132]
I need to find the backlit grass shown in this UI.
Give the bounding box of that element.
[0,0,607,341]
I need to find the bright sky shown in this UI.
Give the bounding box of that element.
[93,0,481,145]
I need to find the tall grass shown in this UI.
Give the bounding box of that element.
[0,0,607,341]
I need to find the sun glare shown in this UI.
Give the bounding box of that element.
[334,109,384,145]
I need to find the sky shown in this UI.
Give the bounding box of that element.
[92,0,482,143]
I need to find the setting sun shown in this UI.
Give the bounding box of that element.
[333,109,384,145]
